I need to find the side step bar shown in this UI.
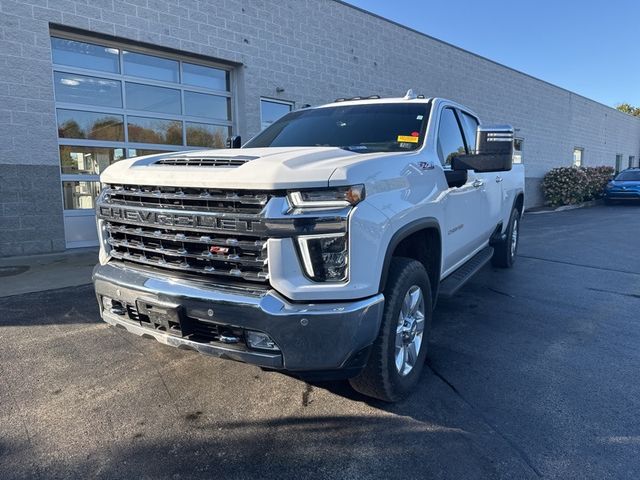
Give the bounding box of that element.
[438,246,494,299]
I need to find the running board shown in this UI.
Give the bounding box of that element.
[438,246,494,299]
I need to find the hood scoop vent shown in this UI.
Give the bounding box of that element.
[155,155,258,168]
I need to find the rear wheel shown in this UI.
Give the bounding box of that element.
[492,207,520,268]
[349,258,432,402]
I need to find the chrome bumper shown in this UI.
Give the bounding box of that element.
[93,262,384,372]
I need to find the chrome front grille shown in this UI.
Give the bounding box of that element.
[97,185,271,283]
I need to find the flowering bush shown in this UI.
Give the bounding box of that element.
[541,166,615,207]
[582,166,615,200]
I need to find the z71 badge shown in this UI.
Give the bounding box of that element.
[418,161,435,170]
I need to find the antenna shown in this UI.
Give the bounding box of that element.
[403,89,417,100]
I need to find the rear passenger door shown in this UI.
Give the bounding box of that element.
[458,110,503,235]
[438,107,487,273]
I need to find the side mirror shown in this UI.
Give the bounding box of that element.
[226,135,242,149]
[452,125,514,172]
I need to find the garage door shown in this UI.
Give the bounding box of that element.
[51,31,235,247]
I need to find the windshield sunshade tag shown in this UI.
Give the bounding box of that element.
[397,135,419,143]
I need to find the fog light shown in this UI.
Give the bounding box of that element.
[246,331,279,351]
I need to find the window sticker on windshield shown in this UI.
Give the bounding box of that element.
[397,135,419,143]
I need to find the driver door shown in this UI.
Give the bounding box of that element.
[437,107,488,273]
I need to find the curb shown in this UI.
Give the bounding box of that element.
[525,199,602,215]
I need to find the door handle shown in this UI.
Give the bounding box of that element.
[472,179,484,188]
[496,176,503,183]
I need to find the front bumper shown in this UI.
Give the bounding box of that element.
[93,262,384,373]
[604,190,640,200]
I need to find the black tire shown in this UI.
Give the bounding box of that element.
[492,207,520,268]
[349,258,432,402]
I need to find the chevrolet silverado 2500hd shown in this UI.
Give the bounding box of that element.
[93,91,525,401]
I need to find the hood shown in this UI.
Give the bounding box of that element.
[100,146,402,189]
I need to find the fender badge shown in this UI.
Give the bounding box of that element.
[418,161,435,170]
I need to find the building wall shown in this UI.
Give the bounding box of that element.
[1,0,639,256]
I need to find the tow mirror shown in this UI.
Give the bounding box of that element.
[226,135,242,149]
[452,125,514,172]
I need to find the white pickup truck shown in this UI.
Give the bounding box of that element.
[93,91,524,401]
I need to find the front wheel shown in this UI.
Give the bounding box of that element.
[492,207,520,268]
[349,258,432,402]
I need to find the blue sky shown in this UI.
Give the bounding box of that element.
[344,0,639,108]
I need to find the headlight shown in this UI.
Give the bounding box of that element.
[288,185,365,210]
[297,233,348,282]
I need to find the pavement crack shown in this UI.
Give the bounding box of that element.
[427,361,543,478]
[302,383,313,407]
[518,255,639,276]
[587,287,640,300]
[488,287,516,298]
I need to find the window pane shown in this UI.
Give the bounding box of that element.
[573,148,583,166]
[459,112,479,152]
[437,109,466,166]
[60,146,126,175]
[123,51,179,82]
[125,82,181,114]
[513,138,524,164]
[184,91,229,120]
[62,181,101,210]
[128,116,183,145]
[260,100,292,130]
[127,148,172,158]
[186,122,229,148]
[54,72,122,108]
[51,37,120,73]
[183,62,228,90]
[57,109,124,141]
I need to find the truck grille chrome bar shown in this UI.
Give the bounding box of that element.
[104,184,269,213]
[98,185,271,283]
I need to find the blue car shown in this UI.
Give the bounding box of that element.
[604,168,640,203]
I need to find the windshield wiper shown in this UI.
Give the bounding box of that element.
[341,145,369,152]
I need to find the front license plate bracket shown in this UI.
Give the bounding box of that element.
[136,298,183,335]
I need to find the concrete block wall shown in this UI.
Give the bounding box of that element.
[0,0,639,256]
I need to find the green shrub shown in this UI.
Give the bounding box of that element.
[541,166,614,207]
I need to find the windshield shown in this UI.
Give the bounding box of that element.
[244,103,431,153]
[615,170,640,181]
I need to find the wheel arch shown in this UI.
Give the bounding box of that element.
[514,191,525,215]
[378,218,442,302]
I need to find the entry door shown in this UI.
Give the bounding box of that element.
[437,107,488,272]
[458,110,503,235]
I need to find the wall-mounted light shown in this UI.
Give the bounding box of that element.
[276,87,285,93]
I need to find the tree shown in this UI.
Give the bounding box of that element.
[616,103,640,117]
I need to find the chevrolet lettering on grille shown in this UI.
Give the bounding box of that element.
[98,205,265,234]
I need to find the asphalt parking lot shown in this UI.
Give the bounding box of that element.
[1,204,639,480]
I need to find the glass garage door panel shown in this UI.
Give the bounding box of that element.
[125,82,181,115]
[57,109,125,141]
[60,146,126,175]
[186,122,230,148]
[51,37,120,73]
[54,72,122,108]
[123,51,179,82]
